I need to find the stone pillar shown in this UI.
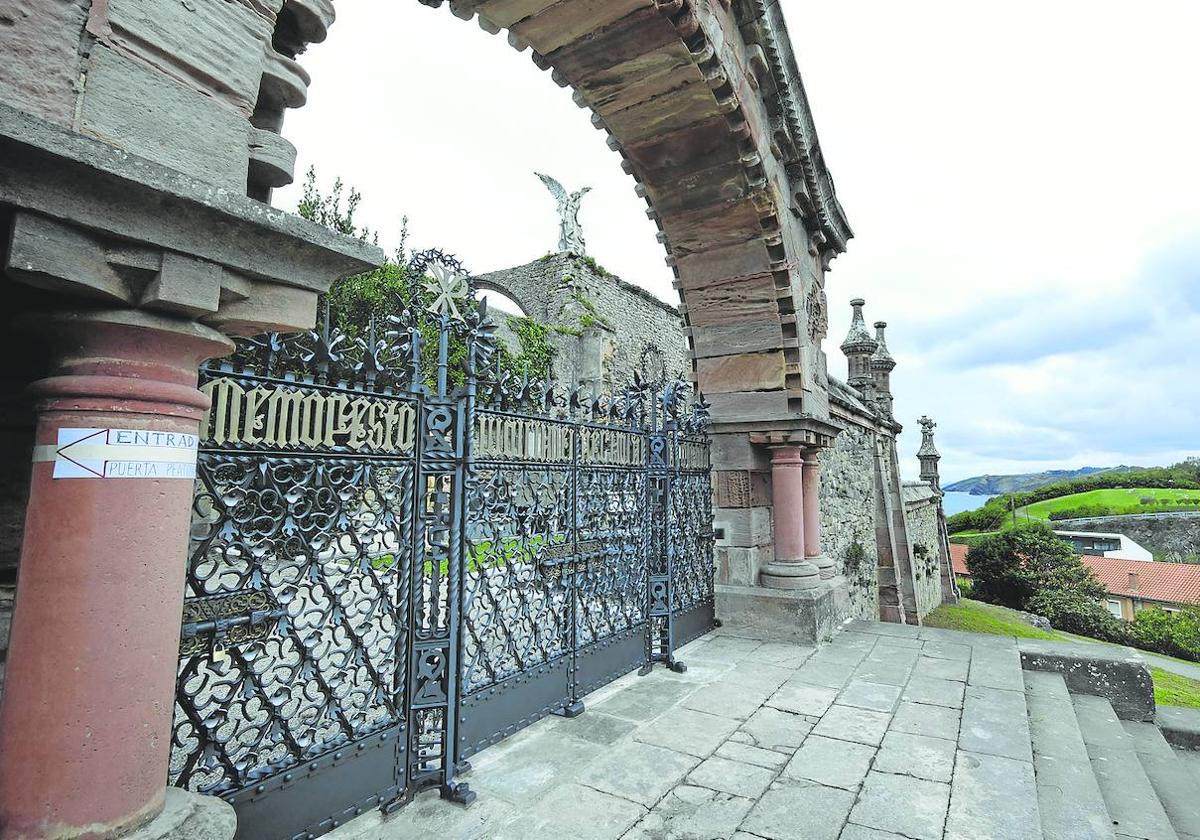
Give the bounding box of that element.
[761,447,820,590]
[802,451,835,579]
[0,309,233,838]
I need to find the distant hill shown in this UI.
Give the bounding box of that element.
[945,466,1141,496]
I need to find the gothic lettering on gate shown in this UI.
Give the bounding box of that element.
[473,412,646,467]
[200,377,419,454]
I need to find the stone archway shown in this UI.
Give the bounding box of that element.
[413,0,852,428]
[0,2,855,837]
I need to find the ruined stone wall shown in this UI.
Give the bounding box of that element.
[477,253,688,391]
[905,492,945,618]
[819,421,880,620]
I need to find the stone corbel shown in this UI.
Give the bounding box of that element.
[6,212,322,335]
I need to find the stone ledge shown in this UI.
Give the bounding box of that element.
[1017,637,1154,721]
[0,102,383,294]
[716,577,851,644]
[123,788,235,840]
[1155,705,1200,751]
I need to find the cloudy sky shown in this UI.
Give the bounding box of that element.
[275,1,1200,483]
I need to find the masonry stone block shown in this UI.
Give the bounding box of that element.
[1017,638,1155,721]
[0,0,89,126]
[141,253,223,317]
[78,47,250,190]
[696,351,786,394]
[716,579,851,644]
[95,0,280,117]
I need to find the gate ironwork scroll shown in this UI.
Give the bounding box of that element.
[169,253,714,840]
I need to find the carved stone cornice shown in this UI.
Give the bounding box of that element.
[737,0,854,257]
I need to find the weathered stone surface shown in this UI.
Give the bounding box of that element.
[912,655,969,683]
[512,0,646,54]
[0,0,89,126]
[0,104,382,301]
[474,253,687,394]
[737,706,814,753]
[493,783,645,840]
[696,352,787,394]
[811,704,892,747]
[470,730,605,806]
[687,755,777,800]
[623,785,753,840]
[634,707,739,758]
[123,788,235,840]
[901,676,965,710]
[1017,638,1155,721]
[873,731,956,783]
[741,779,855,840]
[141,253,222,317]
[766,682,838,717]
[713,740,788,771]
[837,680,902,713]
[576,741,699,808]
[959,685,1032,762]
[849,771,950,840]
[94,0,278,117]
[944,751,1040,840]
[79,48,250,190]
[1155,704,1200,750]
[716,580,850,645]
[783,733,874,790]
[967,648,1024,691]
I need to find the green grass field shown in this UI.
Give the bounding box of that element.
[924,599,1200,709]
[1017,487,1200,520]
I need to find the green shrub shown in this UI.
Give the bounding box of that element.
[968,522,1105,611]
[1026,588,1127,642]
[1130,607,1200,662]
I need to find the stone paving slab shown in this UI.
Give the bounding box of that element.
[328,621,1073,840]
[849,770,951,840]
[944,750,1041,840]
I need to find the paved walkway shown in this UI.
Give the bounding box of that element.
[330,619,1042,840]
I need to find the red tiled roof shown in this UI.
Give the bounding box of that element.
[1080,555,1200,606]
[949,542,1200,606]
[950,542,969,576]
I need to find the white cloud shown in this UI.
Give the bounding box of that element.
[276,1,1200,482]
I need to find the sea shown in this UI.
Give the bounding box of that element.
[941,491,997,517]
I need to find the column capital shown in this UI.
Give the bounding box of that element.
[23,308,233,420]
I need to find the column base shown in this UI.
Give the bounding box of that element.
[808,554,836,580]
[125,789,236,840]
[716,577,852,644]
[760,560,821,591]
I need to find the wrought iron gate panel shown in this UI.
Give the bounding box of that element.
[670,434,717,647]
[172,260,716,838]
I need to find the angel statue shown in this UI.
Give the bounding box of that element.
[536,172,592,256]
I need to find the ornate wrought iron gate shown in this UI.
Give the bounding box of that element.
[169,259,714,840]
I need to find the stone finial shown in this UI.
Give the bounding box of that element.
[536,172,591,256]
[870,321,895,419]
[841,298,877,391]
[918,415,941,491]
[870,321,895,372]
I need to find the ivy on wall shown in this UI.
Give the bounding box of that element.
[297,169,556,387]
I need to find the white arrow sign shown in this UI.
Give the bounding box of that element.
[34,428,199,480]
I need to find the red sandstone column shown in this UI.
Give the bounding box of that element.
[761,447,820,590]
[0,310,232,839]
[802,450,835,578]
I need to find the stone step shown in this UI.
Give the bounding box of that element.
[1024,671,1116,839]
[1174,749,1200,792]
[1073,694,1179,840]
[1124,720,1200,839]
[1157,705,1200,751]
